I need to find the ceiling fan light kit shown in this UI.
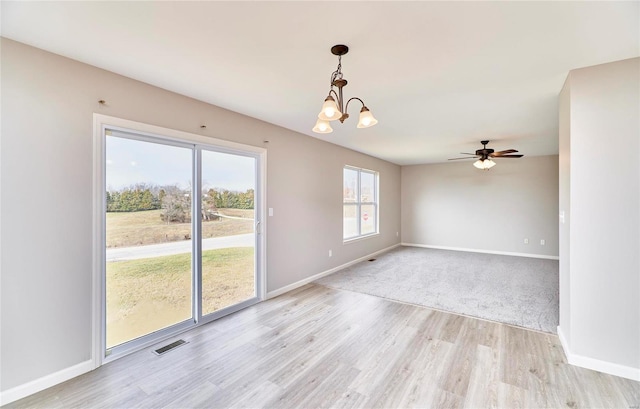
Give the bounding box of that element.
[449,140,524,170]
[474,159,496,170]
[312,44,378,133]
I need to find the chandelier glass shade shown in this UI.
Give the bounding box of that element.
[312,118,333,134]
[318,96,342,121]
[357,107,378,128]
[313,44,378,133]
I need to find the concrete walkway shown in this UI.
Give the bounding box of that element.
[107,233,254,261]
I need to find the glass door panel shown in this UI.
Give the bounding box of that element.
[200,150,256,316]
[105,135,193,349]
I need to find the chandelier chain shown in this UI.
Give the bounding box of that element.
[330,55,344,86]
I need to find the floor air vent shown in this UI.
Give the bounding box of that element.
[153,339,188,356]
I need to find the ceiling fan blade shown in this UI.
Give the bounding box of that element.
[460,152,477,155]
[494,154,523,158]
[448,157,477,160]
[491,149,518,156]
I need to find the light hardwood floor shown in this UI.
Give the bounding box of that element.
[6,284,640,408]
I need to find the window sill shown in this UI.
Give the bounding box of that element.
[343,232,379,244]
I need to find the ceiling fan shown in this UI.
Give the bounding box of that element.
[448,140,523,170]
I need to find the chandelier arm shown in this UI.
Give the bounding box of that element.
[344,97,365,113]
[329,88,343,114]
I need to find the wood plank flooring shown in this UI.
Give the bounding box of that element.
[6,284,640,408]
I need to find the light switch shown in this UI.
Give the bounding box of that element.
[269,208,273,217]
[559,211,565,224]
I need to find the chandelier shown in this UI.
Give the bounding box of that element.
[313,45,378,134]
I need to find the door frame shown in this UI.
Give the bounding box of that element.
[92,114,267,368]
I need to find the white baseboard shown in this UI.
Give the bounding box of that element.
[0,359,94,406]
[402,243,559,260]
[556,325,571,362]
[267,243,401,299]
[557,325,640,381]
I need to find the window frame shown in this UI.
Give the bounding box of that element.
[343,165,379,242]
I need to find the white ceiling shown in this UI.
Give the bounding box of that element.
[2,1,638,165]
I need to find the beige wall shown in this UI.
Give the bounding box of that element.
[559,57,640,376]
[401,155,559,257]
[0,38,401,392]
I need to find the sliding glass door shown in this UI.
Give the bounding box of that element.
[200,150,256,317]
[103,128,261,357]
[105,135,194,349]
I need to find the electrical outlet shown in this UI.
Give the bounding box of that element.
[540,239,545,245]
[329,250,332,257]
[524,238,529,244]
[396,231,399,237]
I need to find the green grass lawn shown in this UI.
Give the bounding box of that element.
[106,247,254,348]
[106,209,254,248]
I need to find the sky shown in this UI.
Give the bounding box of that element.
[106,136,255,192]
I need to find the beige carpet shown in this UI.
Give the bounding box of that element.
[315,246,559,333]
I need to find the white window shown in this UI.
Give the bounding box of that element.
[343,166,379,240]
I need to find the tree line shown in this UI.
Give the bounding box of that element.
[106,189,160,212]
[107,185,254,221]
